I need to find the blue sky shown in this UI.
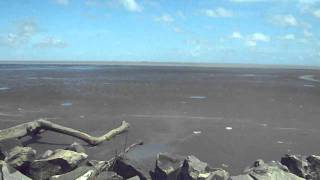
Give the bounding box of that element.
[0,0,319,65]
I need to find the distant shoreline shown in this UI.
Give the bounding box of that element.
[0,61,320,70]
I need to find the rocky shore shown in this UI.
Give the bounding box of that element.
[1,142,319,180]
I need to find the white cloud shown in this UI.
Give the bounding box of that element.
[231,32,270,47]
[231,32,243,39]
[270,14,298,27]
[0,20,38,47]
[53,0,69,6]
[119,0,142,12]
[202,7,233,18]
[250,33,270,42]
[155,14,174,23]
[34,37,68,48]
[282,34,296,40]
[303,30,313,37]
[313,9,320,18]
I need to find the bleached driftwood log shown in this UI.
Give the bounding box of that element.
[0,119,130,146]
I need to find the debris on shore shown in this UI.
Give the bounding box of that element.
[0,119,319,179]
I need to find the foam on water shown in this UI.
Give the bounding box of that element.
[193,130,202,135]
[189,96,207,99]
[0,87,10,91]
[299,75,320,83]
[225,127,233,130]
[61,102,73,106]
[304,84,315,87]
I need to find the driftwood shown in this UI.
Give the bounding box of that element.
[0,119,130,146]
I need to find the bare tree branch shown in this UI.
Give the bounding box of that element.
[0,119,130,146]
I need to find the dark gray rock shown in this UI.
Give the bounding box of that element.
[110,157,151,180]
[96,171,124,180]
[5,146,36,174]
[0,160,32,180]
[29,149,88,180]
[179,155,229,180]
[306,155,320,179]
[152,153,185,180]
[0,148,5,160]
[65,142,86,154]
[281,154,310,178]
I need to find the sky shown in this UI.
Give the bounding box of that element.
[0,0,320,65]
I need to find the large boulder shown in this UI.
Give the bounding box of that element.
[5,146,36,174]
[65,142,86,154]
[110,156,151,180]
[152,153,185,180]
[0,160,32,180]
[50,157,123,180]
[179,155,229,180]
[231,159,304,180]
[306,155,320,179]
[29,149,88,180]
[281,154,310,178]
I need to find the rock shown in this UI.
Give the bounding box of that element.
[127,176,140,180]
[239,159,304,180]
[51,160,123,180]
[50,166,98,180]
[0,160,32,180]
[231,174,254,180]
[152,153,185,180]
[306,155,320,179]
[29,149,88,180]
[96,171,124,180]
[281,154,310,178]
[110,157,151,180]
[204,168,230,180]
[5,146,36,174]
[0,148,5,160]
[65,142,86,154]
[50,165,123,180]
[179,155,229,180]
[41,150,54,159]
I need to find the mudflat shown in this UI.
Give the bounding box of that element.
[0,64,319,174]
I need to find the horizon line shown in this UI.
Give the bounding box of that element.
[0,60,320,70]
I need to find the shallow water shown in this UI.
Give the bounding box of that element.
[0,64,319,174]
